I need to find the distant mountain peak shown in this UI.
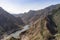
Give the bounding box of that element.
[0,7,2,10]
[0,7,10,15]
[0,7,4,10]
[28,10,36,13]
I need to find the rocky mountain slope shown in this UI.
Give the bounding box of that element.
[0,7,24,39]
[19,16,57,40]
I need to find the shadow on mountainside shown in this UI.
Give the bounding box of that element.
[46,15,57,40]
[46,15,57,35]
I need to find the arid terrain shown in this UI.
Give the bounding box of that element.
[0,4,60,40]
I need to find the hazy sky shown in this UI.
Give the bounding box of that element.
[0,0,60,14]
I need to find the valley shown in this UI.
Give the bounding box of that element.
[0,4,60,40]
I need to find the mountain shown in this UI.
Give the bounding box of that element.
[13,4,60,34]
[11,4,60,40]
[0,7,24,39]
[13,4,60,24]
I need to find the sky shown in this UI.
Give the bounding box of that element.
[0,0,60,14]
